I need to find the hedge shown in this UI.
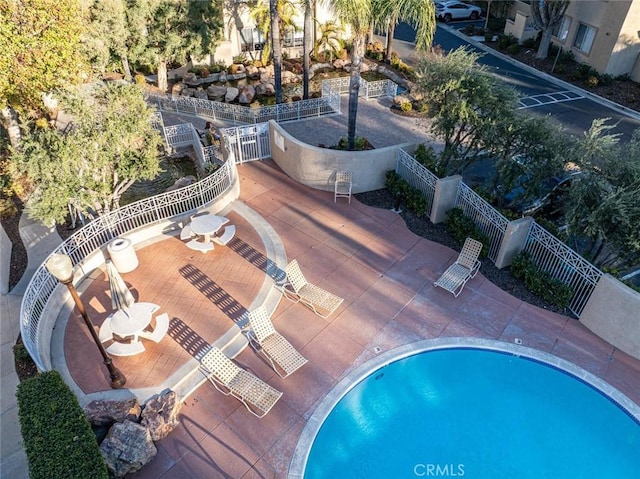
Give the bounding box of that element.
[16,371,108,479]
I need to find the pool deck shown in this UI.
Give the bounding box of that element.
[58,158,640,478]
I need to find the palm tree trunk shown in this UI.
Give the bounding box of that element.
[303,0,313,99]
[270,0,283,104]
[157,60,168,92]
[386,16,397,61]
[347,35,365,151]
[1,107,21,148]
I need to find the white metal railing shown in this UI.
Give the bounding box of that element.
[395,148,438,217]
[455,183,509,262]
[524,222,602,317]
[222,123,271,164]
[146,90,341,126]
[321,77,398,99]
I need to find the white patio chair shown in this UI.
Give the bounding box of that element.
[434,238,483,297]
[334,171,352,203]
[199,347,282,418]
[283,260,344,318]
[246,306,308,378]
[106,341,145,356]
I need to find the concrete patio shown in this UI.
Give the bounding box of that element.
[56,159,640,478]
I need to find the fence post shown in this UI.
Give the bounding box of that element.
[430,175,462,224]
[494,217,533,269]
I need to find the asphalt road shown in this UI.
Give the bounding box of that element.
[392,21,640,141]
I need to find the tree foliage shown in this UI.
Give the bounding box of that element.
[530,0,569,59]
[10,84,163,225]
[564,120,640,268]
[414,47,519,173]
[128,0,223,91]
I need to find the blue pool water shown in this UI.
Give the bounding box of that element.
[305,348,640,478]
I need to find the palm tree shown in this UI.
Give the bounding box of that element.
[302,0,315,99]
[372,0,436,62]
[314,21,344,62]
[326,0,435,150]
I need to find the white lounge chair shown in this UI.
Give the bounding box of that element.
[283,260,344,318]
[247,306,308,378]
[199,347,282,418]
[434,238,483,297]
[106,340,145,356]
[212,225,235,246]
[334,171,352,203]
[139,313,170,343]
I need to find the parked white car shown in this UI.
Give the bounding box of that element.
[435,1,482,22]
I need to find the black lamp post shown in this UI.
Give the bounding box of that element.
[46,253,126,389]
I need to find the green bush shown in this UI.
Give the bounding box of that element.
[507,43,521,55]
[521,37,537,49]
[509,252,574,308]
[484,32,494,42]
[559,50,575,63]
[497,33,517,50]
[464,24,475,35]
[384,170,428,216]
[16,371,108,479]
[443,208,490,257]
[413,143,443,177]
[554,63,566,74]
[486,17,506,32]
[133,73,147,85]
[400,101,412,112]
[598,73,614,86]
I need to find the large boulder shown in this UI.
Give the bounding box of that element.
[100,421,157,478]
[309,63,333,76]
[141,390,181,441]
[225,87,239,102]
[171,82,186,97]
[84,398,141,427]
[238,84,256,104]
[181,87,195,98]
[207,85,227,102]
[255,82,275,97]
[194,87,208,100]
[333,59,349,70]
[182,72,198,85]
[166,175,197,192]
[218,71,228,83]
[246,65,260,79]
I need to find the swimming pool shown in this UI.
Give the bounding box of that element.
[292,340,640,478]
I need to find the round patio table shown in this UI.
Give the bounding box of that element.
[109,303,153,342]
[190,215,227,243]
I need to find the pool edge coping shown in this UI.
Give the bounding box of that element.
[287,337,640,478]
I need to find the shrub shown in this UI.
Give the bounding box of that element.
[484,32,494,42]
[473,27,485,36]
[598,73,614,86]
[232,53,247,64]
[384,170,428,216]
[414,143,443,177]
[486,17,506,32]
[509,252,574,308]
[444,208,490,257]
[521,37,537,49]
[554,63,566,74]
[559,50,575,63]
[585,75,599,88]
[615,73,630,82]
[507,43,521,55]
[400,101,412,112]
[228,63,239,75]
[16,371,108,479]
[199,67,210,78]
[134,73,147,85]
[464,24,475,35]
[497,33,517,50]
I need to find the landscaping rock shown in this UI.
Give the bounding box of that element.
[171,82,186,97]
[100,421,157,478]
[246,65,260,78]
[194,87,208,100]
[141,390,181,441]
[166,175,197,192]
[238,84,256,104]
[218,71,228,83]
[255,82,275,96]
[310,63,333,76]
[333,59,349,69]
[181,87,195,98]
[182,72,198,85]
[84,398,141,427]
[207,85,227,101]
[225,87,239,102]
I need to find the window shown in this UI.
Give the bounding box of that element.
[552,16,571,42]
[239,28,265,53]
[573,23,596,53]
[283,27,303,48]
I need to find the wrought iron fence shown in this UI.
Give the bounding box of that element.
[454,183,509,262]
[395,148,438,217]
[146,90,340,126]
[321,77,398,99]
[222,123,271,164]
[524,222,602,317]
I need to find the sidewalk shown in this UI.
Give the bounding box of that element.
[0,214,62,478]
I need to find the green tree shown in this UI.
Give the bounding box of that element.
[530,0,569,60]
[9,84,163,225]
[564,120,640,268]
[372,0,435,62]
[415,47,519,173]
[130,0,223,92]
[0,0,88,147]
[81,0,132,80]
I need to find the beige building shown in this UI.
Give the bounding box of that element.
[505,0,640,81]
